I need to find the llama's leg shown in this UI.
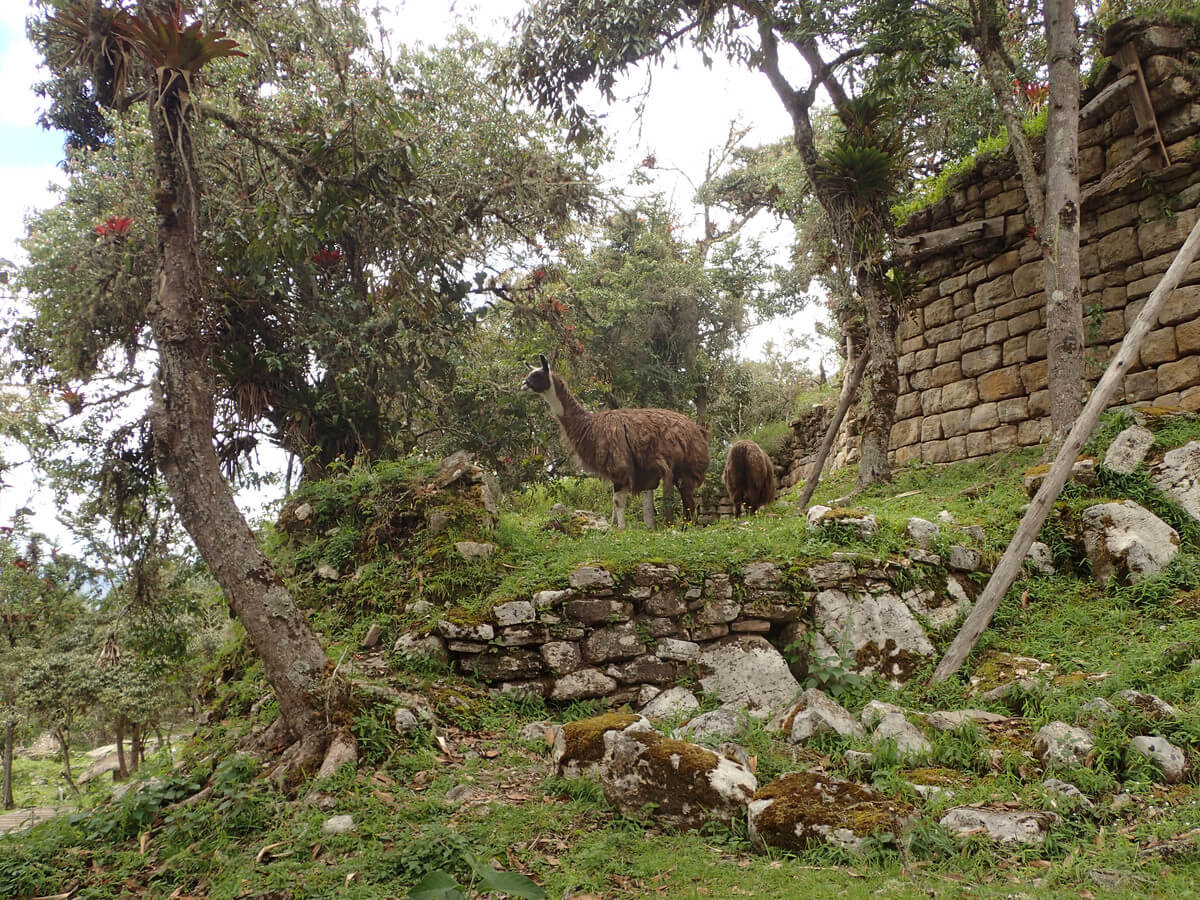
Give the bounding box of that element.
[678,481,698,524]
[641,490,656,528]
[613,487,629,529]
[660,471,675,526]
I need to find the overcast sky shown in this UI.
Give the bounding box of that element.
[0,0,827,542]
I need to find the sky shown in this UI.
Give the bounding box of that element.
[0,0,828,545]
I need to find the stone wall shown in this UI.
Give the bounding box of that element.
[402,513,990,706]
[892,21,1200,466]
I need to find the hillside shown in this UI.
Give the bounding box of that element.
[4,410,1200,899]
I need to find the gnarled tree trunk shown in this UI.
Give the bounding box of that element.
[140,4,331,774]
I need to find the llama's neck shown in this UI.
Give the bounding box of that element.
[546,373,590,436]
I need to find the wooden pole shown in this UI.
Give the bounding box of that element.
[932,215,1200,683]
[796,343,870,511]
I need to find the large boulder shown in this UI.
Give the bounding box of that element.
[599,730,757,830]
[696,636,802,719]
[1080,501,1179,584]
[1152,441,1200,524]
[812,589,935,682]
[1033,722,1094,768]
[747,772,911,853]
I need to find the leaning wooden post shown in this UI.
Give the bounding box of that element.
[932,215,1200,683]
[796,343,870,511]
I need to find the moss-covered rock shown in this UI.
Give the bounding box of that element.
[598,729,757,830]
[552,713,648,778]
[747,772,911,852]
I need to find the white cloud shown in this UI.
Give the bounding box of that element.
[0,0,49,130]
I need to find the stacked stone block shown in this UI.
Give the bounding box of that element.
[893,22,1200,465]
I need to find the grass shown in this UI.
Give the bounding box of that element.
[6,411,1200,898]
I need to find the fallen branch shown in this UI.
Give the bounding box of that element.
[932,213,1200,683]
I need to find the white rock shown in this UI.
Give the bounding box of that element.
[392,633,449,664]
[1128,735,1187,783]
[947,545,982,572]
[860,700,907,729]
[806,505,833,528]
[1081,501,1179,584]
[569,565,615,589]
[1103,425,1155,474]
[549,668,617,701]
[1033,722,1094,768]
[493,600,536,626]
[906,517,940,549]
[939,807,1058,844]
[293,502,313,521]
[1042,778,1094,813]
[870,711,931,757]
[925,709,1007,731]
[813,589,935,682]
[773,689,865,743]
[316,564,340,581]
[321,814,355,835]
[1152,441,1200,523]
[672,707,743,744]
[1114,689,1179,719]
[316,732,358,779]
[454,540,496,561]
[640,687,700,719]
[697,636,802,719]
[655,638,701,662]
[1026,541,1056,575]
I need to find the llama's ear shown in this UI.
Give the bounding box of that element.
[540,354,549,374]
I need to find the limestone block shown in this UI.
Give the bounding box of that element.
[891,418,921,447]
[1128,735,1187,784]
[985,320,1009,344]
[923,440,950,464]
[1159,284,1200,327]
[1018,420,1046,446]
[1028,389,1050,417]
[969,402,999,430]
[921,416,943,442]
[1003,335,1029,366]
[987,249,1022,277]
[961,327,986,351]
[1151,441,1200,523]
[1012,260,1043,297]
[541,641,583,674]
[975,276,1015,310]
[749,773,912,854]
[697,636,802,719]
[979,367,1025,401]
[569,565,615,590]
[940,807,1059,845]
[1159,356,1200,394]
[1125,369,1159,402]
[1098,226,1140,268]
[582,623,646,663]
[962,345,1003,378]
[930,362,963,387]
[992,425,1019,450]
[1177,319,1200,356]
[494,600,536,626]
[997,397,1028,424]
[565,598,633,625]
[920,387,944,415]
[927,321,963,345]
[1008,309,1042,337]
[1140,328,1178,367]
[1103,425,1155,474]
[996,291,1044,320]
[1139,208,1199,259]
[940,409,971,438]
[1034,722,1094,768]
[935,340,962,365]
[1021,360,1049,393]
[966,430,992,457]
[925,296,955,327]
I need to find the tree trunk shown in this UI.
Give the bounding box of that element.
[857,275,899,485]
[55,727,79,796]
[141,16,331,773]
[2,721,14,810]
[115,716,128,781]
[129,724,141,777]
[1043,0,1084,442]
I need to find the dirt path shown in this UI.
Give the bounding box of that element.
[0,806,60,834]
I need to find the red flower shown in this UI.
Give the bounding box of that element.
[94,216,132,237]
[312,248,342,268]
[532,268,546,282]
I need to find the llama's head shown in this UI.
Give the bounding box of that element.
[523,354,552,394]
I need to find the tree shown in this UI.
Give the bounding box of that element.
[21,0,602,776]
[956,0,1084,443]
[509,0,948,485]
[0,525,89,807]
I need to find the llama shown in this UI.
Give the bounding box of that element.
[523,356,709,528]
[721,439,777,517]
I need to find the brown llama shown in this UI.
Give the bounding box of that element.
[523,356,709,528]
[721,439,777,517]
